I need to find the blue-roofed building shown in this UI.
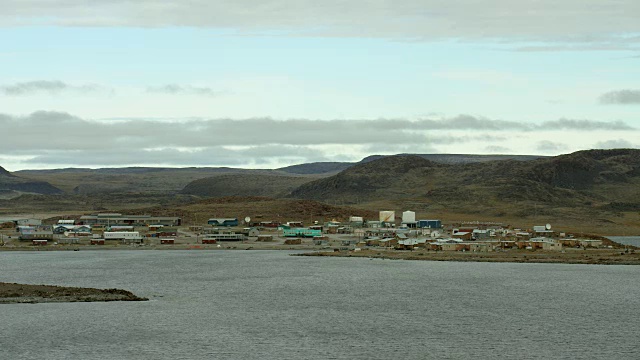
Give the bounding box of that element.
[208,218,239,227]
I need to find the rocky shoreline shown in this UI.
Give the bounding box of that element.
[0,282,148,304]
[296,248,640,265]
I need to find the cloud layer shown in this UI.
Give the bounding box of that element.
[1,81,227,98]
[3,1,640,46]
[0,111,636,168]
[146,84,225,97]
[599,89,640,104]
[1,80,105,96]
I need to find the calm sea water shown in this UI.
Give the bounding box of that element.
[607,236,640,248]
[1,250,639,360]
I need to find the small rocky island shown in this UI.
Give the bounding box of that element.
[0,282,148,304]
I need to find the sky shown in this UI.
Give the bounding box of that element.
[1,0,639,170]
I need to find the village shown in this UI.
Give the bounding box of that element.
[0,210,614,253]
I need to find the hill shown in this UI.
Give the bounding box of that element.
[0,166,13,177]
[0,166,63,195]
[289,149,640,231]
[6,151,640,234]
[15,167,294,194]
[13,154,546,195]
[361,153,546,164]
[278,162,353,175]
[290,155,441,201]
[277,154,545,175]
[131,196,378,225]
[181,174,317,198]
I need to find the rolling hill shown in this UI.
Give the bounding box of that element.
[181,174,317,198]
[277,162,353,175]
[5,150,640,234]
[289,149,640,224]
[360,153,547,164]
[123,196,378,225]
[16,167,291,194]
[13,154,547,195]
[0,166,63,196]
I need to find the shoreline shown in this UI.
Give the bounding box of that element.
[296,248,640,265]
[0,242,323,252]
[0,282,148,304]
[3,243,640,265]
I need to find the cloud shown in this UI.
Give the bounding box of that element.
[416,115,634,132]
[537,118,634,131]
[22,145,328,167]
[536,141,569,153]
[594,139,638,149]
[0,111,633,151]
[599,89,640,105]
[146,84,225,97]
[513,42,640,52]
[1,80,107,96]
[428,115,529,131]
[2,1,640,47]
[484,145,511,153]
[0,111,636,168]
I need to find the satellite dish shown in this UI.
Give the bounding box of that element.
[244,216,251,223]
[545,223,551,230]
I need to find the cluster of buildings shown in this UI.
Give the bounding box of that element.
[0,210,607,251]
[3,213,181,246]
[342,211,603,252]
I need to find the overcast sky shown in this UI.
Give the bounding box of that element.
[1,0,639,170]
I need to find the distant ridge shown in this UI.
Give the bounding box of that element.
[360,153,547,164]
[181,174,316,198]
[288,149,640,217]
[0,165,64,195]
[278,162,353,175]
[289,155,439,201]
[0,166,15,177]
[278,154,547,175]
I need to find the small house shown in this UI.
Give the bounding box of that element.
[452,232,472,241]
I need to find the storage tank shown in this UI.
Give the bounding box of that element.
[379,211,395,224]
[402,211,416,223]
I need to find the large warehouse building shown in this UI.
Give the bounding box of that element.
[78,213,181,226]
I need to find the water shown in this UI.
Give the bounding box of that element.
[1,250,639,360]
[607,236,640,248]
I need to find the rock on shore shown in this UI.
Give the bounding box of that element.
[297,248,640,265]
[0,282,148,304]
